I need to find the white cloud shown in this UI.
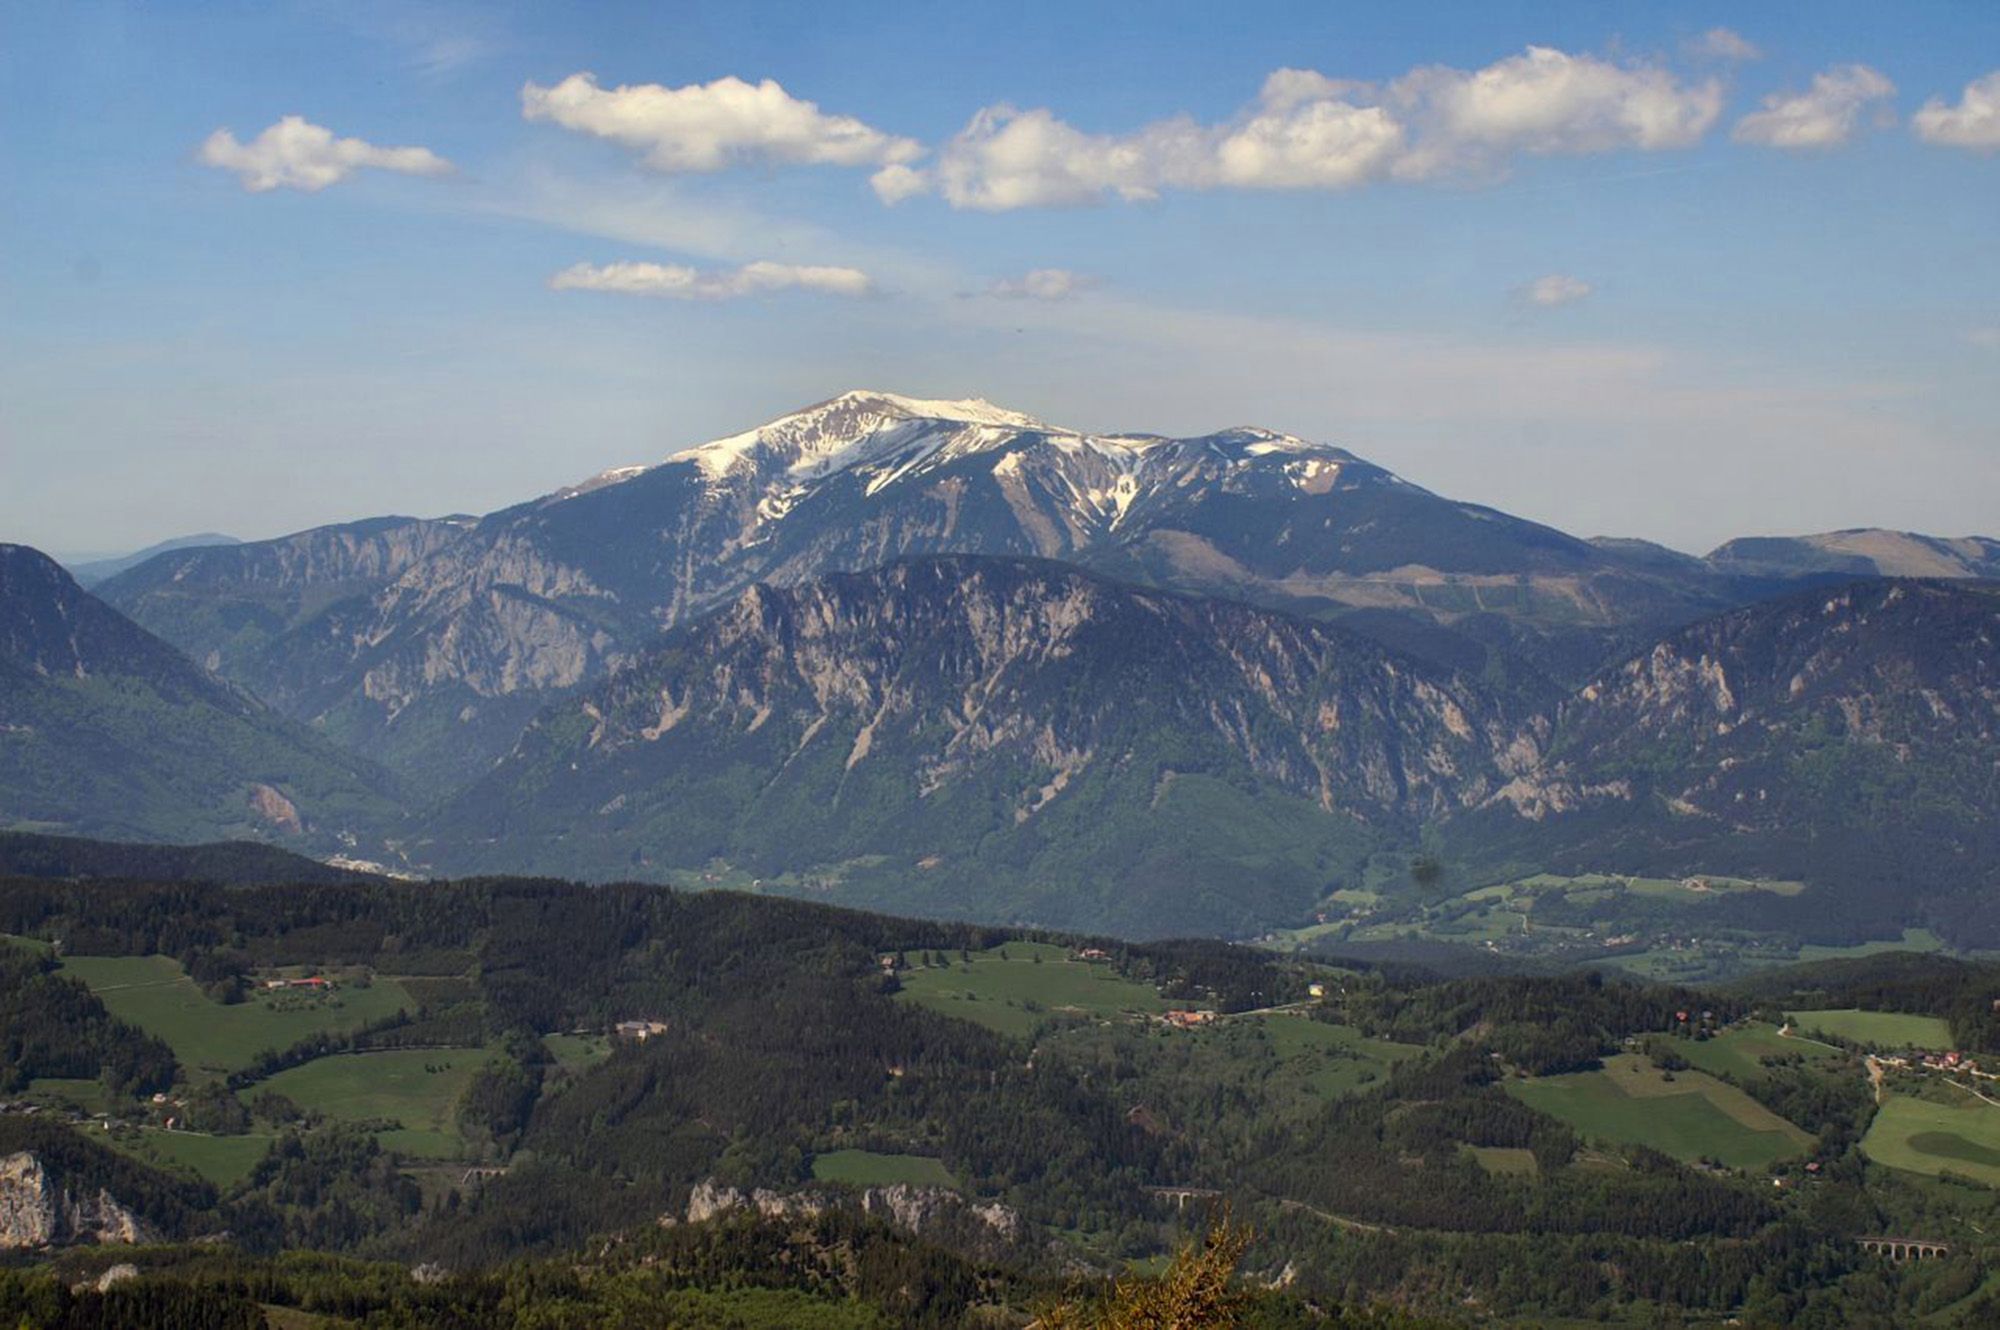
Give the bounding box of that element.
[869,162,930,204]
[197,116,452,192]
[1520,274,1594,307]
[1971,327,2000,350]
[989,269,1097,300]
[522,72,920,173]
[549,259,873,300]
[1732,65,1896,149]
[1691,28,1762,62]
[1390,47,1723,179]
[928,48,1719,210]
[1913,71,2000,150]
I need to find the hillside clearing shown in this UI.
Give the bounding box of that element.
[1507,1053,1812,1170]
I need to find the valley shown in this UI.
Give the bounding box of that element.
[2,857,1998,1325]
[4,395,2000,1327]
[7,392,1996,959]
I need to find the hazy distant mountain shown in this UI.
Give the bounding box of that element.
[64,533,242,587]
[99,391,1782,785]
[0,544,399,849]
[1455,579,2000,943]
[1707,529,2000,580]
[414,556,1523,936]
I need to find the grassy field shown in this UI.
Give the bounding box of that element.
[109,1127,274,1188]
[811,1149,958,1189]
[1667,1022,1844,1081]
[1862,1090,2000,1188]
[1508,1053,1813,1170]
[1467,1146,1539,1177]
[895,942,1165,1038]
[1787,1008,1956,1051]
[544,1032,613,1073]
[1252,1014,1425,1097]
[1501,872,1805,903]
[259,1048,485,1158]
[23,1077,114,1115]
[59,953,416,1078]
[1797,929,1945,962]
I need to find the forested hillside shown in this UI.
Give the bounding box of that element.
[3,862,1997,1325]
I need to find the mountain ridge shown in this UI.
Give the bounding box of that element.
[97,390,1810,786]
[0,544,400,850]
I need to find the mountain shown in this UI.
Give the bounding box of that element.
[0,544,399,849]
[1707,529,2000,581]
[1454,578,2000,943]
[0,830,375,886]
[415,556,1524,936]
[100,391,1774,787]
[63,533,241,587]
[94,514,483,788]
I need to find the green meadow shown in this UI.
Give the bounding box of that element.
[894,942,1165,1038]
[59,953,415,1077]
[811,1149,958,1189]
[1466,1146,1539,1177]
[1786,1008,1955,1051]
[1250,1014,1425,1097]
[544,1032,613,1073]
[1508,1053,1813,1170]
[258,1048,486,1158]
[110,1127,275,1188]
[1862,1090,2000,1188]
[1667,1022,1844,1081]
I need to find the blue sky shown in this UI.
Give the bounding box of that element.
[3,0,1996,555]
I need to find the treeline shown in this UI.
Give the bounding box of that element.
[0,948,176,1096]
[0,830,371,887]
[1725,953,2000,1053]
[1249,1049,1776,1243]
[0,1212,1457,1330]
[1343,969,1746,1074]
[423,968,1162,1266]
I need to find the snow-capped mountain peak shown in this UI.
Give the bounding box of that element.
[560,392,1378,515]
[664,390,1068,484]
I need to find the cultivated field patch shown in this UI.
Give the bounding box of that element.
[59,953,415,1077]
[1507,1053,1812,1170]
[1668,1022,1844,1082]
[1862,1092,2000,1188]
[1787,1008,1955,1052]
[258,1048,485,1158]
[110,1127,274,1188]
[894,942,1164,1038]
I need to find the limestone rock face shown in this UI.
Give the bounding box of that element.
[0,1152,150,1251]
[683,1176,1022,1256]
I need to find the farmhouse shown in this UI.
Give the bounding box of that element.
[1163,1010,1216,1029]
[615,1019,671,1042]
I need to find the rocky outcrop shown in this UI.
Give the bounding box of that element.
[682,1177,1021,1255]
[419,556,1528,930]
[103,391,1768,786]
[0,1152,150,1251]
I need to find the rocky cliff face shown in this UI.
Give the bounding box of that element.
[682,1178,1021,1258]
[1455,580,2000,940]
[418,556,1524,934]
[0,1152,150,1251]
[99,392,1768,786]
[1510,580,2000,820]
